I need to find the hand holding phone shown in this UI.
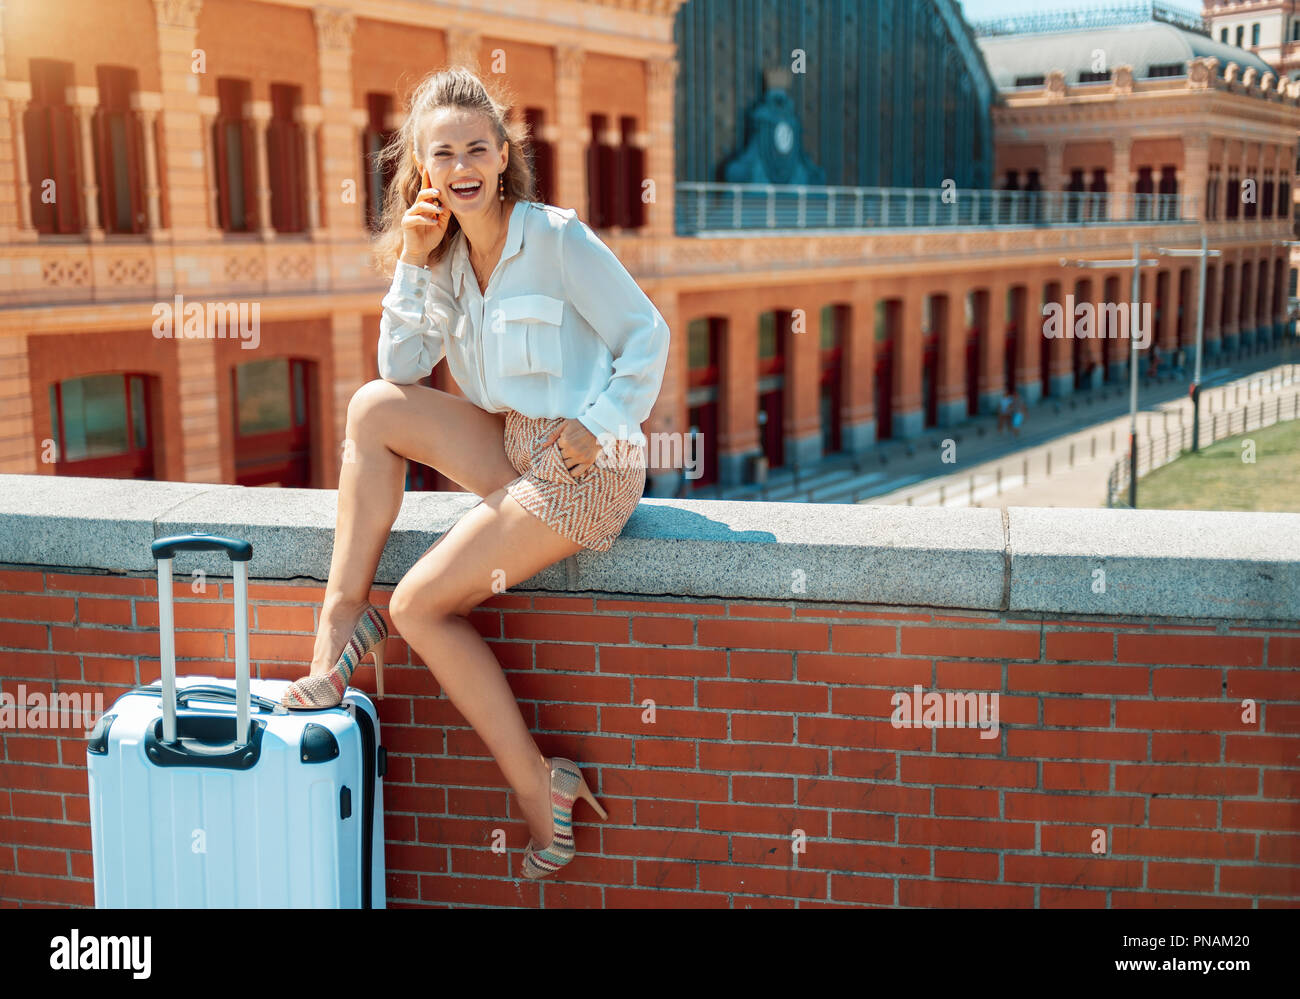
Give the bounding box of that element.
[400,160,447,266]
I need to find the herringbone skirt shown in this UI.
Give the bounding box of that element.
[502,410,646,553]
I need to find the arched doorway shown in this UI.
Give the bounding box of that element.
[48,371,157,478]
[231,356,315,486]
[687,316,722,489]
[922,296,939,428]
[757,310,787,469]
[874,300,897,441]
[965,290,986,416]
[818,305,846,454]
[1040,282,1059,398]
[1073,278,1091,390]
[1003,286,1023,394]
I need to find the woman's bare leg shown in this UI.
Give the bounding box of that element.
[304,379,519,679]
[388,488,585,852]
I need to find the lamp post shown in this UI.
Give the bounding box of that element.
[1149,236,1220,452]
[1061,241,1159,507]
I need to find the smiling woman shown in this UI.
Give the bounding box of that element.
[281,64,669,883]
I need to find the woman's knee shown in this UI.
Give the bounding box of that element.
[346,378,404,435]
[389,575,464,634]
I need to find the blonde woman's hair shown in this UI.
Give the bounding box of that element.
[372,65,536,274]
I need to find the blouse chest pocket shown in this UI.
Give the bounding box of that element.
[492,294,565,378]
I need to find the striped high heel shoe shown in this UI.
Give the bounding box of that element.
[521,757,608,880]
[281,602,388,710]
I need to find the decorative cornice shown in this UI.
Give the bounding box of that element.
[152,0,202,30]
[446,25,482,63]
[647,56,677,93]
[555,43,585,80]
[313,6,356,50]
[575,0,687,14]
[1112,65,1134,96]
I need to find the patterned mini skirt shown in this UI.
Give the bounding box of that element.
[502,410,646,553]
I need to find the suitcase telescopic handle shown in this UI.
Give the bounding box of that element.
[151,532,254,746]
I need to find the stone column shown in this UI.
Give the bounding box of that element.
[246,98,275,240]
[1110,136,1130,221]
[176,337,223,481]
[1021,277,1045,406]
[983,279,1010,411]
[131,91,165,237]
[1204,258,1222,362]
[935,284,964,427]
[786,303,823,468]
[843,288,877,452]
[893,284,926,439]
[5,84,36,239]
[1239,250,1257,346]
[644,287,681,496]
[1046,276,1073,399]
[719,302,760,487]
[645,57,676,239]
[68,86,104,240]
[0,336,36,474]
[312,5,365,238]
[152,0,214,241]
[298,104,323,236]
[197,95,220,230]
[329,310,365,490]
[1044,141,1065,216]
[553,43,587,217]
[1183,132,1209,221]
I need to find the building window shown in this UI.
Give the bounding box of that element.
[523,107,554,205]
[1236,25,1245,47]
[1252,23,1260,47]
[213,77,256,232]
[93,66,149,234]
[1078,70,1111,83]
[1014,74,1045,87]
[25,58,82,234]
[362,92,395,232]
[1221,28,1229,43]
[586,112,615,227]
[1293,20,1300,41]
[267,83,306,234]
[1147,63,1185,78]
[48,372,155,478]
[618,115,645,229]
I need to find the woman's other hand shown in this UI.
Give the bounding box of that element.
[544,419,603,480]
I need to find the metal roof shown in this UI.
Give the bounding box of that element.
[976,20,1275,89]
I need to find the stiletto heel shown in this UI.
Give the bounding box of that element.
[281,602,388,710]
[520,757,606,880]
[575,774,607,820]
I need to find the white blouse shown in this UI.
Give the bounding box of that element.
[377,199,670,446]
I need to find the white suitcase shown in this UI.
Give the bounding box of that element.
[86,532,386,908]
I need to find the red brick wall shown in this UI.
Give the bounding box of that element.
[1,567,1297,908]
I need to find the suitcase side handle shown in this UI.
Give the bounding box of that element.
[154,534,254,747]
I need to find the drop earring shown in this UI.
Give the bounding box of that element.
[498,172,505,201]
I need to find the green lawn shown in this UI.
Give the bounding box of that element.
[1139,418,1300,512]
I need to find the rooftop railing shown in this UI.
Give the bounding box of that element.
[675,182,1198,235]
[969,1,1207,38]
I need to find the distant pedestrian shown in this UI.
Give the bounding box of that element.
[1011,391,1025,438]
[1174,346,1186,379]
[998,390,1014,433]
[1146,346,1160,386]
